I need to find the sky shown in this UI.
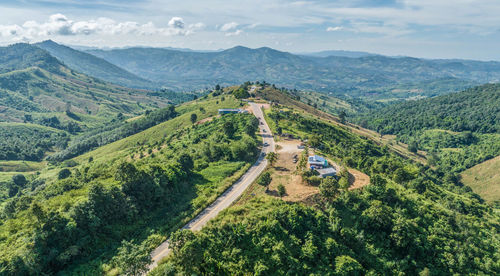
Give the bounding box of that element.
[1,0,500,60]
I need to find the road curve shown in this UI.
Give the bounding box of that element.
[148,102,275,271]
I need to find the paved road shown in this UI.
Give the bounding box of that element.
[148,102,275,271]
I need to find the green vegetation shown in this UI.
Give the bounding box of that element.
[0,92,260,275]
[355,83,500,176]
[461,155,500,206]
[357,83,500,135]
[156,107,500,275]
[0,123,68,161]
[47,105,177,161]
[0,43,176,164]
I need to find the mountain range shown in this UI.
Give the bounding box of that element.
[84,44,500,100]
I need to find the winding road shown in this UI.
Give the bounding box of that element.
[148,102,275,271]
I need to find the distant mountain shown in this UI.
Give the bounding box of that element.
[35,40,155,89]
[87,45,500,99]
[0,43,171,123]
[297,49,376,58]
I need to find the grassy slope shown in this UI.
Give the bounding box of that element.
[461,155,500,205]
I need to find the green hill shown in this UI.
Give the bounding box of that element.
[356,83,500,135]
[36,40,156,89]
[0,93,260,275]
[152,87,500,276]
[87,46,500,100]
[0,43,174,162]
[353,83,500,176]
[1,84,499,275]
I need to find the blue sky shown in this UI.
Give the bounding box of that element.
[1,0,500,60]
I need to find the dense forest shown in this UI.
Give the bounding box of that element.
[0,124,68,161]
[356,83,500,135]
[155,108,500,275]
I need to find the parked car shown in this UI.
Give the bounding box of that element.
[263,142,269,147]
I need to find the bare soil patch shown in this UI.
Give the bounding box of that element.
[347,168,370,190]
[267,139,319,202]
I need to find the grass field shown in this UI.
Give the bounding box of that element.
[461,155,500,205]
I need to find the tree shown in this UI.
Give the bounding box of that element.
[223,121,236,138]
[339,110,347,124]
[58,168,71,180]
[277,183,286,198]
[393,168,411,183]
[266,152,278,167]
[335,255,363,275]
[177,153,194,172]
[12,174,27,187]
[190,113,198,124]
[319,176,340,199]
[408,141,418,153]
[309,135,321,148]
[258,171,272,191]
[113,240,152,276]
[233,87,249,99]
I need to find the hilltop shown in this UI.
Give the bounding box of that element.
[150,84,500,275]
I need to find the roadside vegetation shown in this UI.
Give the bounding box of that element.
[155,103,500,275]
[0,93,260,275]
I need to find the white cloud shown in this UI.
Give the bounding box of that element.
[326,26,343,32]
[168,17,185,29]
[0,14,203,41]
[225,29,243,36]
[220,22,239,32]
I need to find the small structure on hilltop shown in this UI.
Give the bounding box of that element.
[316,167,337,178]
[308,155,337,178]
[218,108,248,115]
[308,155,328,169]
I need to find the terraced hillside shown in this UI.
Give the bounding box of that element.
[0,43,174,162]
[36,40,155,89]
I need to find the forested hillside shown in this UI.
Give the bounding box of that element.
[354,83,500,177]
[0,94,260,275]
[154,97,500,275]
[357,83,500,135]
[88,45,500,100]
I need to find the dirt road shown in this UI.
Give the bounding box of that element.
[147,102,275,271]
